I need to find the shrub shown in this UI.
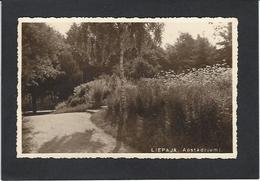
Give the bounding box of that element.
[54,103,90,114]
[125,57,159,79]
[87,79,111,109]
[55,101,66,110]
[55,75,117,113]
[106,64,233,152]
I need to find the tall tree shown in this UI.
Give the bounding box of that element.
[66,22,164,151]
[166,33,218,72]
[66,23,120,81]
[112,23,164,151]
[192,35,217,67]
[216,22,232,66]
[66,23,164,81]
[22,23,64,113]
[55,44,82,100]
[165,33,195,72]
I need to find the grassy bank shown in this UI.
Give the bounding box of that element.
[56,65,233,152]
[105,65,232,152]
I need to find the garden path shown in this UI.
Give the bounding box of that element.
[22,112,135,153]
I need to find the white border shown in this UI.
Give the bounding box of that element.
[17,17,238,159]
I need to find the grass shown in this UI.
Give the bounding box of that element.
[54,77,112,113]
[106,64,233,152]
[54,65,233,152]
[90,109,117,138]
[54,103,90,114]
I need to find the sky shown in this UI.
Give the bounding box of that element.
[162,22,219,47]
[47,21,226,48]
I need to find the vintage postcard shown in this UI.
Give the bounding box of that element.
[17,17,238,159]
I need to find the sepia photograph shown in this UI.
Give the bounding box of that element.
[17,18,238,159]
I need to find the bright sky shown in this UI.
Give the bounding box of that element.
[162,22,220,47]
[47,21,226,48]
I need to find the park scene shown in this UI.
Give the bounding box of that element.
[21,19,234,154]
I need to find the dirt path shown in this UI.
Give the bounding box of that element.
[22,112,135,153]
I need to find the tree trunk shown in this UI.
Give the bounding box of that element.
[113,31,126,152]
[31,93,37,114]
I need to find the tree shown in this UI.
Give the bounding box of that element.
[22,23,64,113]
[216,22,232,66]
[166,33,218,72]
[66,23,120,81]
[125,57,160,79]
[170,33,195,72]
[112,23,164,151]
[55,44,82,100]
[66,22,164,151]
[66,23,164,81]
[175,33,195,60]
[165,44,179,72]
[192,35,217,67]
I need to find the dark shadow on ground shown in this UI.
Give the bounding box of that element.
[23,110,54,116]
[38,129,105,153]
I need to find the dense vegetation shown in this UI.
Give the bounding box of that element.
[106,65,232,152]
[22,22,233,152]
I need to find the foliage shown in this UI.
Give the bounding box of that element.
[22,23,66,112]
[22,22,234,113]
[66,23,164,81]
[124,57,159,79]
[22,23,64,91]
[55,76,115,113]
[22,23,85,112]
[106,65,232,152]
[55,45,83,100]
[165,33,219,73]
[215,22,232,66]
[22,22,234,152]
[54,102,90,114]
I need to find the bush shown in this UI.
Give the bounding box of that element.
[87,79,111,108]
[55,75,117,113]
[54,103,90,114]
[106,64,233,152]
[125,57,159,79]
